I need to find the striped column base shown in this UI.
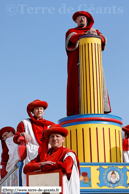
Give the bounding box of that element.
[59,114,123,163]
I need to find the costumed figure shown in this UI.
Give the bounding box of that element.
[122,125,129,163]
[0,127,19,180]
[13,99,54,185]
[65,11,111,116]
[24,124,80,194]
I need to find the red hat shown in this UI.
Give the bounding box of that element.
[122,125,129,134]
[44,124,68,139]
[0,127,15,140]
[27,99,48,111]
[72,11,94,23]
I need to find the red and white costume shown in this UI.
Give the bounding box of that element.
[24,124,80,194]
[13,99,54,185]
[0,127,19,180]
[65,11,111,116]
[122,125,129,163]
[123,138,129,162]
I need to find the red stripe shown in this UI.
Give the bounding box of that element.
[80,45,82,112]
[65,135,67,148]
[82,44,84,113]
[82,128,85,162]
[96,127,99,162]
[95,43,99,113]
[97,44,101,111]
[83,44,85,113]
[118,130,121,162]
[98,44,103,112]
[91,43,95,113]
[89,128,92,162]
[76,129,78,157]
[70,130,72,150]
[88,43,92,113]
[115,129,117,162]
[84,43,88,113]
[103,128,106,162]
[109,128,112,162]
[100,44,103,111]
[60,117,123,126]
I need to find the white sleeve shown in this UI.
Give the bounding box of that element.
[5,136,20,172]
[65,32,79,51]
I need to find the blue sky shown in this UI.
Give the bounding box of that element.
[0,0,129,159]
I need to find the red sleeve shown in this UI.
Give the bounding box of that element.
[122,138,128,151]
[96,29,106,51]
[13,122,25,144]
[23,154,41,174]
[123,139,128,145]
[70,32,85,43]
[66,30,85,52]
[1,143,9,163]
[41,156,73,174]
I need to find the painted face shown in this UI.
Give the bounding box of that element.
[49,134,65,148]
[111,174,116,179]
[2,131,13,141]
[32,107,44,119]
[75,15,87,28]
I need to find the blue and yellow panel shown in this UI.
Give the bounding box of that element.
[80,163,129,193]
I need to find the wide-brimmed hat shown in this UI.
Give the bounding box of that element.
[0,127,15,140]
[72,11,93,22]
[44,124,68,139]
[122,125,129,134]
[27,99,48,111]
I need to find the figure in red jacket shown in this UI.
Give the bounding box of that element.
[13,99,54,185]
[65,11,111,116]
[24,124,80,194]
[122,125,129,162]
[0,127,19,180]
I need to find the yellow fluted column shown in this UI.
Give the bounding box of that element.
[79,35,103,114]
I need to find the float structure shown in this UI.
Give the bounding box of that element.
[59,35,129,194]
[59,114,122,163]
[1,35,129,194]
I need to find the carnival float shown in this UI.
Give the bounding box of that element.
[0,14,129,194]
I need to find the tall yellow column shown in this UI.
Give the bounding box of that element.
[79,35,103,114]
